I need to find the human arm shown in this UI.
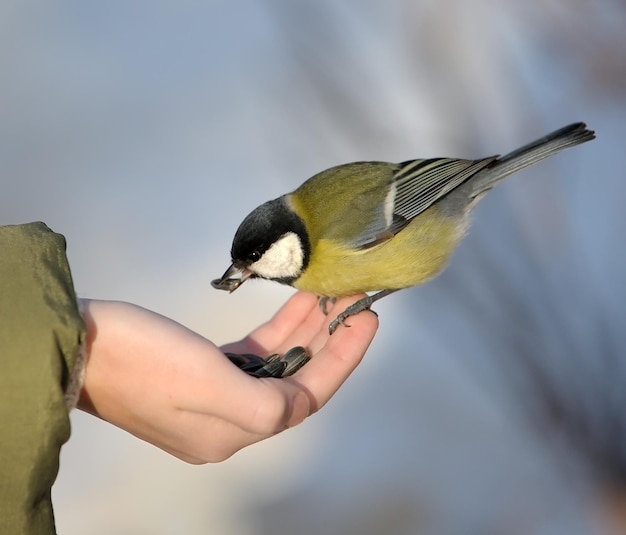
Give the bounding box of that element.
[77,292,378,464]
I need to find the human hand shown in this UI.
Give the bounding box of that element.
[78,292,378,463]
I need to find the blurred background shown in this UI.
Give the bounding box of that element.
[2,1,625,533]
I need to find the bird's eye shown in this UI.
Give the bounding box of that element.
[247,251,261,262]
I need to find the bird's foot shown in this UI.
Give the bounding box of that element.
[328,298,377,335]
[318,296,336,315]
[328,289,396,334]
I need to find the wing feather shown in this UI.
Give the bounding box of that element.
[392,157,496,221]
[350,156,497,249]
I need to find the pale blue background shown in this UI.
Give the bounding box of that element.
[2,2,624,534]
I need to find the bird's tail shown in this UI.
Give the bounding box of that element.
[470,122,595,199]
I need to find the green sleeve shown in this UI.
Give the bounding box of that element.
[0,222,86,535]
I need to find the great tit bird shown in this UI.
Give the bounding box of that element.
[213,123,594,375]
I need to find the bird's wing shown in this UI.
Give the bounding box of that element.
[349,157,497,249]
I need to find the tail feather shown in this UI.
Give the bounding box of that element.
[470,122,595,198]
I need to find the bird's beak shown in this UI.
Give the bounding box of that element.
[211,264,254,293]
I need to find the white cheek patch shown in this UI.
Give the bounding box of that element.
[250,232,304,280]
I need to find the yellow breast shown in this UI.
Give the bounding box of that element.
[293,206,464,296]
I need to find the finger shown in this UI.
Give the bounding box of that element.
[305,294,370,355]
[210,295,374,431]
[264,293,370,356]
[176,343,313,435]
[288,301,378,412]
[260,299,328,355]
[206,294,376,434]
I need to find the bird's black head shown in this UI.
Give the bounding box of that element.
[230,197,310,284]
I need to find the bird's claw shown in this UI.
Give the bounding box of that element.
[327,298,379,335]
[318,296,336,315]
[225,346,310,378]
